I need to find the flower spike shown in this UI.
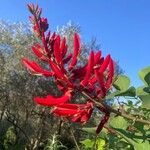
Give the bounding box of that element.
[22,3,116,135]
[69,33,80,69]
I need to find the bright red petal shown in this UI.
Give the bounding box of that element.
[99,54,110,73]
[54,35,62,64]
[31,44,47,61]
[94,51,101,65]
[105,58,114,89]
[63,53,72,64]
[52,107,79,116]
[69,33,80,69]
[22,58,53,76]
[81,51,94,86]
[34,91,71,106]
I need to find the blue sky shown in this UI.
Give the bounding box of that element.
[0,0,150,87]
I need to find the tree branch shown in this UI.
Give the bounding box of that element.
[82,91,150,125]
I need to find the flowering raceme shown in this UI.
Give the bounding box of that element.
[22,4,115,133]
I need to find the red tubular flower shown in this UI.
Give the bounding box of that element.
[52,102,93,124]
[96,113,110,134]
[63,53,72,64]
[60,38,68,58]
[49,60,66,79]
[99,54,110,73]
[69,33,80,69]
[71,63,87,81]
[94,51,102,65]
[50,32,56,44]
[49,60,73,87]
[27,4,34,14]
[40,17,49,32]
[54,35,62,64]
[71,106,93,123]
[81,51,94,87]
[22,58,53,77]
[55,80,67,92]
[34,90,72,106]
[33,23,41,37]
[41,32,50,55]
[45,31,50,42]
[105,58,114,89]
[29,16,35,24]
[95,70,104,88]
[89,76,97,85]
[31,44,47,61]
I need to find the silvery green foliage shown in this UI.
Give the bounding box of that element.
[0,21,61,149]
[44,134,67,150]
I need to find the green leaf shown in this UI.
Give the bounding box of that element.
[116,87,136,97]
[113,75,130,91]
[96,138,105,150]
[113,128,150,150]
[136,86,150,109]
[106,76,134,99]
[106,87,136,99]
[136,86,150,96]
[82,127,108,139]
[140,95,150,109]
[138,66,150,86]
[106,91,121,99]
[82,127,96,134]
[80,139,94,148]
[109,116,128,130]
[134,140,150,150]
[113,128,134,145]
[116,141,132,149]
[133,122,145,133]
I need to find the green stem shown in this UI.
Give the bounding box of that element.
[104,126,134,145]
[93,134,98,150]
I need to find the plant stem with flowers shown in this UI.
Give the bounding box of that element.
[22,3,150,149]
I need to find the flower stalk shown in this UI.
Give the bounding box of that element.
[22,4,150,142]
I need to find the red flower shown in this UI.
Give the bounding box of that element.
[81,51,94,87]
[96,113,110,134]
[63,53,72,64]
[52,102,93,124]
[40,17,49,32]
[94,51,102,65]
[22,4,116,134]
[48,60,68,81]
[34,90,72,106]
[69,33,80,69]
[105,58,114,89]
[22,58,53,77]
[31,43,47,61]
[60,37,67,58]
[99,54,110,73]
[54,35,62,64]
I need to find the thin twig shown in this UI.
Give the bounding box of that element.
[93,134,98,150]
[104,126,134,145]
[69,125,80,150]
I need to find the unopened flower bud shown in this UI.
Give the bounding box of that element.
[29,16,36,24]
[27,4,34,14]
[40,18,49,32]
